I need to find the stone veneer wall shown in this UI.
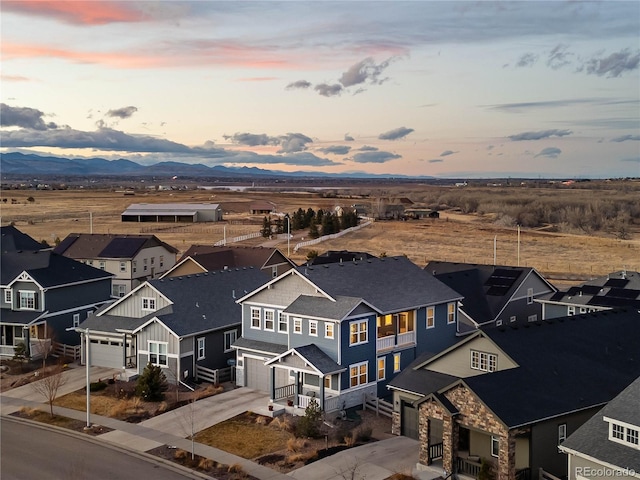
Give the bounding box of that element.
[392,411,401,436]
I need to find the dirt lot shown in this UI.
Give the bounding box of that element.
[2,187,638,279]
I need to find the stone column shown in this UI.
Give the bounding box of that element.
[442,414,454,475]
[496,430,516,480]
[418,407,431,465]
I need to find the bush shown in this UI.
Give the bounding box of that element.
[135,363,167,401]
[295,398,322,438]
[355,424,373,442]
[89,381,107,392]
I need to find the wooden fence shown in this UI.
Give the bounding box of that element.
[362,394,393,418]
[195,365,233,384]
[52,342,82,361]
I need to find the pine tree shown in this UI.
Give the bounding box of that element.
[135,363,168,401]
[261,216,272,237]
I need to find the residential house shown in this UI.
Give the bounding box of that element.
[425,261,557,332]
[537,269,640,319]
[1,224,48,252]
[78,267,270,382]
[54,233,178,298]
[1,227,113,358]
[162,245,296,280]
[233,256,463,414]
[560,375,640,480]
[249,201,277,215]
[388,308,640,480]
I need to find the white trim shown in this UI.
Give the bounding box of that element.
[426,306,435,329]
[377,356,386,381]
[559,444,640,478]
[324,322,334,339]
[278,311,288,333]
[147,340,169,367]
[349,360,368,388]
[490,436,499,457]
[99,281,171,316]
[447,302,456,324]
[224,329,237,353]
[309,320,318,337]
[236,268,336,304]
[393,352,401,373]
[132,316,180,338]
[293,317,302,334]
[264,309,275,332]
[197,337,206,360]
[141,296,156,311]
[4,289,12,304]
[604,416,640,450]
[349,319,368,346]
[250,307,261,330]
[18,290,37,310]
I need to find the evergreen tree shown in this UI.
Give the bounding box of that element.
[304,208,315,228]
[274,217,284,234]
[261,216,272,237]
[309,220,320,239]
[292,208,304,230]
[135,363,168,401]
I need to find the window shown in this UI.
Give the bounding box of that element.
[377,357,386,380]
[112,284,126,297]
[612,423,625,440]
[149,341,167,367]
[119,262,126,272]
[278,312,288,332]
[264,310,274,331]
[496,320,503,326]
[558,424,567,444]
[197,337,205,360]
[398,312,414,333]
[491,436,499,457]
[394,353,401,372]
[151,257,155,265]
[568,306,575,316]
[608,418,640,448]
[132,260,137,273]
[447,303,456,324]
[143,258,148,271]
[349,320,368,345]
[579,307,587,314]
[293,318,302,334]
[224,330,237,352]
[19,291,36,310]
[309,320,318,336]
[471,350,497,372]
[627,428,639,445]
[324,375,331,389]
[99,261,106,270]
[159,255,164,268]
[4,289,12,305]
[528,314,537,322]
[510,316,516,323]
[250,308,261,329]
[141,297,156,311]
[72,313,80,328]
[527,287,534,304]
[325,322,334,339]
[426,307,435,328]
[349,361,368,387]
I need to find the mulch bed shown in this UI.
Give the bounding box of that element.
[10,409,113,436]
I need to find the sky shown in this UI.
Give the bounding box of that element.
[1,1,639,179]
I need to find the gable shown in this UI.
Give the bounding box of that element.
[425,336,517,378]
[249,272,324,306]
[106,284,171,318]
[162,258,206,278]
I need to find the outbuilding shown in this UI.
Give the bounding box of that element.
[121,203,222,223]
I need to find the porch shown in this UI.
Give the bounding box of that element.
[376,312,416,352]
[272,382,343,412]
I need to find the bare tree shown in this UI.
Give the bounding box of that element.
[175,392,203,460]
[31,364,67,417]
[335,457,366,480]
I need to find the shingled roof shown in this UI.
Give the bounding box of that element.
[54,233,178,259]
[1,225,45,253]
[177,245,292,271]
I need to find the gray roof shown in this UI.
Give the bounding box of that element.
[54,233,178,259]
[0,310,43,326]
[283,295,368,320]
[388,352,458,396]
[267,344,345,375]
[122,203,220,214]
[81,312,148,333]
[1,225,45,253]
[232,336,288,355]
[561,376,640,472]
[299,256,462,314]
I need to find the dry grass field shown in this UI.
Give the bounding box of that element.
[2,186,638,281]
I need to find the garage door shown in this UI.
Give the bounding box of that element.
[89,340,124,369]
[401,401,419,440]
[245,357,270,392]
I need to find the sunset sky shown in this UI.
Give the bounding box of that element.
[1,1,639,178]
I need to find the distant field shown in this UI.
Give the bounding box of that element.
[2,186,638,280]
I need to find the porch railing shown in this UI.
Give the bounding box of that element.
[456,457,482,478]
[324,396,341,412]
[376,335,395,351]
[516,468,531,480]
[0,345,16,357]
[274,383,295,400]
[376,331,416,351]
[429,442,443,461]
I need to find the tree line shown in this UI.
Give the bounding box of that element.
[261,207,360,239]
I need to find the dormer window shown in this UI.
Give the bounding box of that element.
[19,291,36,310]
[471,350,497,372]
[141,297,156,311]
[605,417,640,449]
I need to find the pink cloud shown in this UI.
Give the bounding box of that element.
[237,77,280,82]
[2,1,144,25]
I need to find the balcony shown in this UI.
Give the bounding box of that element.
[376,330,415,352]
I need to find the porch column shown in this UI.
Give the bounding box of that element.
[497,431,517,480]
[442,413,455,475]
[319,376,325,410]
[418,412,431,465]
[269,366,276,401]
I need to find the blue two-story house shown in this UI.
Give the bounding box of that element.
[233,256,463,413]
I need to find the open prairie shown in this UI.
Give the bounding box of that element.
[2,184,638,282]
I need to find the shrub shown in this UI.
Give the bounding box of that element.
[355,424,373,442]
[89,381,107,392]
[135,363,167,401]
[197,458,214,471]
[295,398,322,438]
[174,449,188,461]
[286,437,307,452]
[227,463,243,473]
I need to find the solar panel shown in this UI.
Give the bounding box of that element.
[487,285,511,296]
[605,288,640,299]
[581,285,602,295]
[549,292,566,301]
[604,278,629,288]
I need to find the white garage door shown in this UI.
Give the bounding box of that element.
[245,357,270,392]
[89,340,124,369]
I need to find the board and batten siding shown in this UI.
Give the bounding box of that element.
[137,319,180,354]
[248,273,322,307]
[107,285,171,318]
[425,337,517,378]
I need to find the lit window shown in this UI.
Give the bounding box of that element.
[250,308,261,329]
[325,323,334,339]
[377,357,385,380]
[264,310,274,331]
[293,318,302,334]
[350,320,368,345]
[393,353,401,372]
[349,361,368,387]
[19,291,36,310]
[149,341,167,366]
[447,303,456,324]
[426,307,435,328]
[471,350,497,372]
[278,312,288,332]
[224,330,237,352]
[73,313,80,328]
[491,436,499,457]
[309,320,318,336]
[324,375,331,389]
[558,424,567,444]
[141,297,156,311]
[197,337,205,360]
[527,288,534,304]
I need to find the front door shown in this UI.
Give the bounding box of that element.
[401,400,419,440]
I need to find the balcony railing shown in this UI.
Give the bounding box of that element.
[456,457,482,478]
[376,330,416,351]
[397,330,415,346]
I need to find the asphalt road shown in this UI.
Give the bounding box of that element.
[0,418,199,480]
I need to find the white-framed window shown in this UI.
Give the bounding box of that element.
[250,307,261,329]
[558,423,567,444]
[143,258,148,271]
[264,310,275,331]
[628,428,639,445]
[150,257,155,265]
[141,297,156,311]
[349,361,368,387]
[119,262,127,272]
[612,423,625,440]
[224,330,237,352]
[112,284,126,297]
[349,320,368,345]
[149,341,168,367]
[447,302,456,324]
[160,255,164,268]
[377,357,385,381]
[293,318,302,334]
[309,320,318,336]
[568,306,575,316]
[394,353,401,372]
[496,319,503,326]
[4,289,12,305]
[527,287,534,304]
[19,291,36,310]
[72,313,80,328]
[471,350,497,372]
[325,322,334,339]
[86,310,93,318]
[99,261,106,270]
[491,436,499,457]
[528,314,537,322]
[426,306,435,328]
[579,307,587,314]
[197,337,205,360]
[608,418,640,448]
[278,312,288,332]
[132,260,137,273]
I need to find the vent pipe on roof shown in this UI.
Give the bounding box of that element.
[232,289,236,299]
[195,302,199,308]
